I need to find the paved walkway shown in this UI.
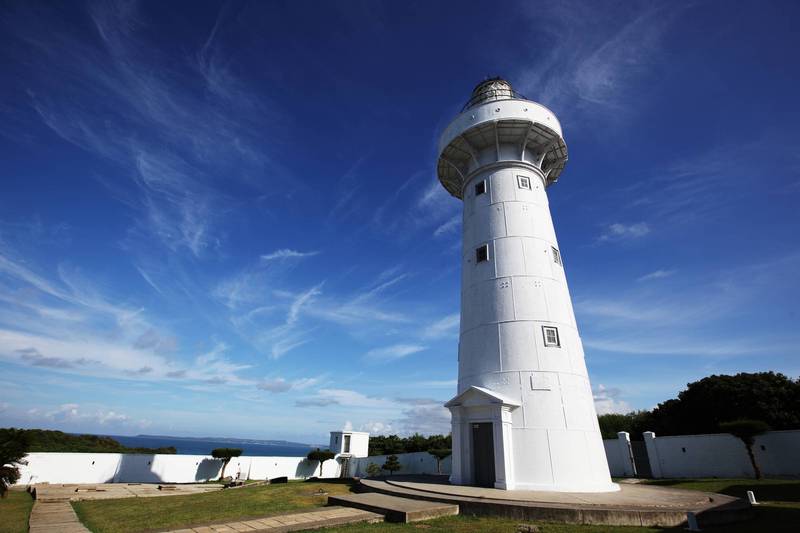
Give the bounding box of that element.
[29,500,90,533]
[33,482,223,501]
[163,506,383,532]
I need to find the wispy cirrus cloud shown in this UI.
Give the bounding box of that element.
[261,249,320,262]
[597,222,650,243]
[8,1,288,258]
[422,313,460,339]
[515,1,686,122]
[365,344,426,362]
[637,269,675,282]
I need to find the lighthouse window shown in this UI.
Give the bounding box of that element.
[475,244,489,263]
[517,175,532,190]
[552,247,562,265]
[542,326,560,347]
[474,180,487,196]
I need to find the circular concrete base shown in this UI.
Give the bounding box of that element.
[359,476,754,528]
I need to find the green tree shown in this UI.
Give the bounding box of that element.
[0,428,29,498]
[598,411,657,440]
[428,448,451,474]
[306,448,335,477]
[365,463,381,477]
[382,455,401,475]
[719,419,770,479]
[649,372,800,435]
[211,448,242,480]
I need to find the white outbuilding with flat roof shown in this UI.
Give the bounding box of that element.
[439,78,617,492]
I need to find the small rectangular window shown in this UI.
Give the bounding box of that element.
[542,326,560,347]
[475,244,489,263]
[344,435,351,453]
[552,247,562,265]
[475,180,486,196]
[517,175,531,190]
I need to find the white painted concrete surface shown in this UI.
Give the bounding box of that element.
[15,452,339,485]
[329,431,369,457]
[350,451,452,478]
[439,78,615,492]
[644,430,800,479]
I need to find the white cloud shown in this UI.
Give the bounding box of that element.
[637,269,675,282]
[433,216,460,238]
[261,249,319,262]
[597,222,650,243]
[365,344,426,362]
[593,384,632,415]
[257,378,292,393]
[422,313,460,339]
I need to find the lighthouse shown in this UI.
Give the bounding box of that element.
[440,78,617,492]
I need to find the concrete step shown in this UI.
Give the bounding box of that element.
[327,492,459,523]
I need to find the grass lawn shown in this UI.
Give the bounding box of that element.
[0,490,34,533]
[71,480,355,533]
[320,478,800,532]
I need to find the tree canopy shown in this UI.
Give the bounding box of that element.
[598,372,800,439]
[368,433,451,456]
[307,448,336,477]
[0,428,29,497]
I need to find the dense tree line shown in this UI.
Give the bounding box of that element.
[368,433,451,456]
[598,372,800,440]
[0,428,176,454]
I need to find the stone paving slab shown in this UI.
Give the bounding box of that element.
[34,482,223,502]
[328,492,459,523]
[161,506,383,532]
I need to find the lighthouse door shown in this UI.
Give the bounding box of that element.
[471,422,495,487]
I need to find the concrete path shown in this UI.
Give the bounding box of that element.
[328,492,458,522]
[33,482,223,501]
[162,506,383,532]
[29,500,90,533]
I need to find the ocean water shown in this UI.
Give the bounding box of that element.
[111,435,315,457]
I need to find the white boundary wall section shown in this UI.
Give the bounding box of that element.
[16,453,341,485]
[349,452,452,478]
[643,430,800,479]
[15,430,800,485]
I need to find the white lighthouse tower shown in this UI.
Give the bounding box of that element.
[440,78,616,492]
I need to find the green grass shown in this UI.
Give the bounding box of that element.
[72,480,356,533]
[321,478,800,533]
[0,490,34,533]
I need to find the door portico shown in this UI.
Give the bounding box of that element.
[445,386,520,490]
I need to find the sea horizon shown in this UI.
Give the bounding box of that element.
[106,434,325,457]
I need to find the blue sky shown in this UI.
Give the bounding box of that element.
[1,0,799,444]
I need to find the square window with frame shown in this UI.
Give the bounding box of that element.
[552,246,562,265]
[542,326,560,347]
[475,244,489,263]
[517,175,532,190]
[474,180,487,196]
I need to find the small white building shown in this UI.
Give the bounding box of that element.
[329,430,369,458]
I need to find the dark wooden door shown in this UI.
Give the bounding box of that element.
[471,422,495,487]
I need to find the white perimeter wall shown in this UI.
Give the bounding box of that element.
[16,430,800,485]
[350,452,451,478]
[645,430,800,478]
[16,453,341,485]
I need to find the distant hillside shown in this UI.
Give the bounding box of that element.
[3,428,177,454]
